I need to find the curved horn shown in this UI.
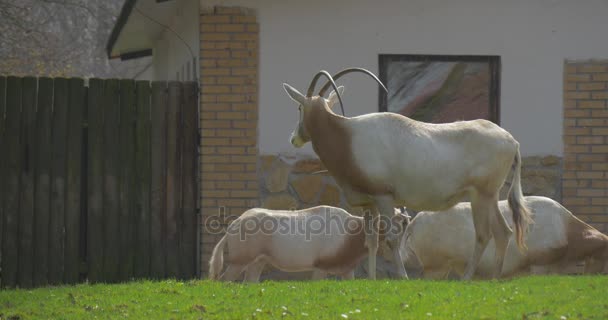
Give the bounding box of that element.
[318,67,388,97]
[306,70,345,116]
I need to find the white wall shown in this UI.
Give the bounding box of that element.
[152,0,200,81]
[202,0,608,157]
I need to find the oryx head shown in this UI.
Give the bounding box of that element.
[282,68,388,148]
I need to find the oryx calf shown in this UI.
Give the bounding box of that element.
[401,196,608,279]
[208,206,410,282]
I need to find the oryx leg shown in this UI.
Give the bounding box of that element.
[244,260,266,283]
[375,196,408,279]
[363,208,379,280]
[341,270,355,280]
[221,264,247,282]
[462,196,493,280]
[488,195,513,279]
[422,267,451,280]
[312,270,328,280]
[584,257,605,274]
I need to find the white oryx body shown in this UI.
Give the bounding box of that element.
[208,206,409,282]
[282,68,531,280]
[402,196,608,279]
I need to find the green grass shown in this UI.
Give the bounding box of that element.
[1,276,607,319]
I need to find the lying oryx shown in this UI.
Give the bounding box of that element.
[208,206,410,282]
[401,196,608,279]
[282,68,531,280]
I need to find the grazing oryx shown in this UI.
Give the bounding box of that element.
[401,196,608,279]
[208,206,410,282]
[281,68,532,280]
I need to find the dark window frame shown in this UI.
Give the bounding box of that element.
[378,54,502,125]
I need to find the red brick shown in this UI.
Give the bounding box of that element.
[201,15,231,24]
[566,74,591,82]
[592,92,608,99]
[201,68,231,76]
[216,181,245,189]
[578,189,604,197]
[592,73,608,81]
[592,163,608,170]
[202,138,230,146]
[578,119,606,127]
[201,120,231,129]
[216,24,245,33]
[592,198,608,206]
[564,109,591,118]
[564,91,589,100]
[578,100,605,108]
[216,129,243,137]
[564,127,591,136]
[217,147,246,154]
[563,197,590,206]
[204,103,231,111]
[232,15,257,23]
[578,171,604,179]
[230,190,258,198]
[218,95,246,103]
[202,33,231,42]
[578,82,605,91]
[592,145,608,153]
[217,112,246,120]
[577,136,603,144]
[592,110,608,117]
[579,65,608,73]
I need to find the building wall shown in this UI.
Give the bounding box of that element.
[563,60,608,232]
[199,6,260,274]
[199,0,608,157]
[196,1,608,277]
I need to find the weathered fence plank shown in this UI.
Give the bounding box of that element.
[17,77,37,288]
[1,76,22,288]
[0,77,199,287]
[165,82,182,278]
[119,79,136,281]
[179,82,198,279]
[0,76,6,268]
[134,81,151,278]
[64,78,85,284]
[103,79,121,282]
[33,77,53,287]
[150,81,168,279]
[87,79,105,283]
[49,78,69,285]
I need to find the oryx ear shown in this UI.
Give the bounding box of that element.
[283,83,307,105]
[326,86,345,108]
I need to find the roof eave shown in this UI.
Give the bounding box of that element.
[106,0,139,59]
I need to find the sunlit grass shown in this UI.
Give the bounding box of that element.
[1,276,607,319]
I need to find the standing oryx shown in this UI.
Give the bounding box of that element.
[281,68,532,280]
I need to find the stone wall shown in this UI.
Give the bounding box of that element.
[259,154,563,213]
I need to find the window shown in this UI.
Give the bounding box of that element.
[378,54,501,124]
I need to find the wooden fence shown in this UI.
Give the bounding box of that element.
[0,76,199,288]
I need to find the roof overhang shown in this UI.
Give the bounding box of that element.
[106,0,181,60]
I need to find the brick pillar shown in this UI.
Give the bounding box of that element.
[563,60,608,232]
[199,6,259,275]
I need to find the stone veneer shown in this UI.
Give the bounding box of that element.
[260,154,563,213]
[256,153,562,280]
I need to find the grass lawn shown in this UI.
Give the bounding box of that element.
[0,276,607,319]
